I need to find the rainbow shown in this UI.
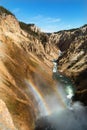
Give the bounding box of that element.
[25,79,51,117]
[25,79,67,118]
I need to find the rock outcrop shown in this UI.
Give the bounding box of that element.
[50,25,87,105]
[0,6,87,130]
[0,100,17,130]
[0,6,55,130]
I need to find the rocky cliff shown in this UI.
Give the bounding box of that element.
[49,25,87,105]
[0,6,56,130]
[0,6,87,130]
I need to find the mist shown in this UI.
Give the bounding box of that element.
[49,102,87,130]
[25,73,87,130]
[35,102,87,130]
[34,81,87,130]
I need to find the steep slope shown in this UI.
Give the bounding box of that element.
[0,7,53,130]
[49,26,87,105]
[0,7,60,130]
[0,6,87,130]
[58,38,87,104]
[0,100,17,130]
[19,22,58,62]
[0,13,35,130]
[49,25,86,50]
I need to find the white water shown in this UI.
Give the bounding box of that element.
[48,102,87,130]
[34,68,87,130]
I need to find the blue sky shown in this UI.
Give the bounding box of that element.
[0,0,86,32]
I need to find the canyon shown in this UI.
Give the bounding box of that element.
[0,6,87,130]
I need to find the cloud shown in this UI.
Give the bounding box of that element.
[40,25,60,33]
[12,8,20,14]
[40,24,72,33]
[28,15,61,24]
[43,17,61,23]
[25,15,74,33]
[25,15,61,32]
[65,24,71,29]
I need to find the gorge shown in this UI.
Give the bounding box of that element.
[0,6,87,130]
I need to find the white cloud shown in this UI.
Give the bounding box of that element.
[28,15,61,24]
[41,25,60,33]
[25,15,61,32]
[66,24,71,29]
[24,15,74,33]
[12,8,20,14]
[44,17,61,23]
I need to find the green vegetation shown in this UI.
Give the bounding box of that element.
[39,32,49,46]
[55,28,79,34]
[19,22,48,45]
[0,6,14,16]
[82,24,87,28]
[19,22,39,37]
[55,24,87,34]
